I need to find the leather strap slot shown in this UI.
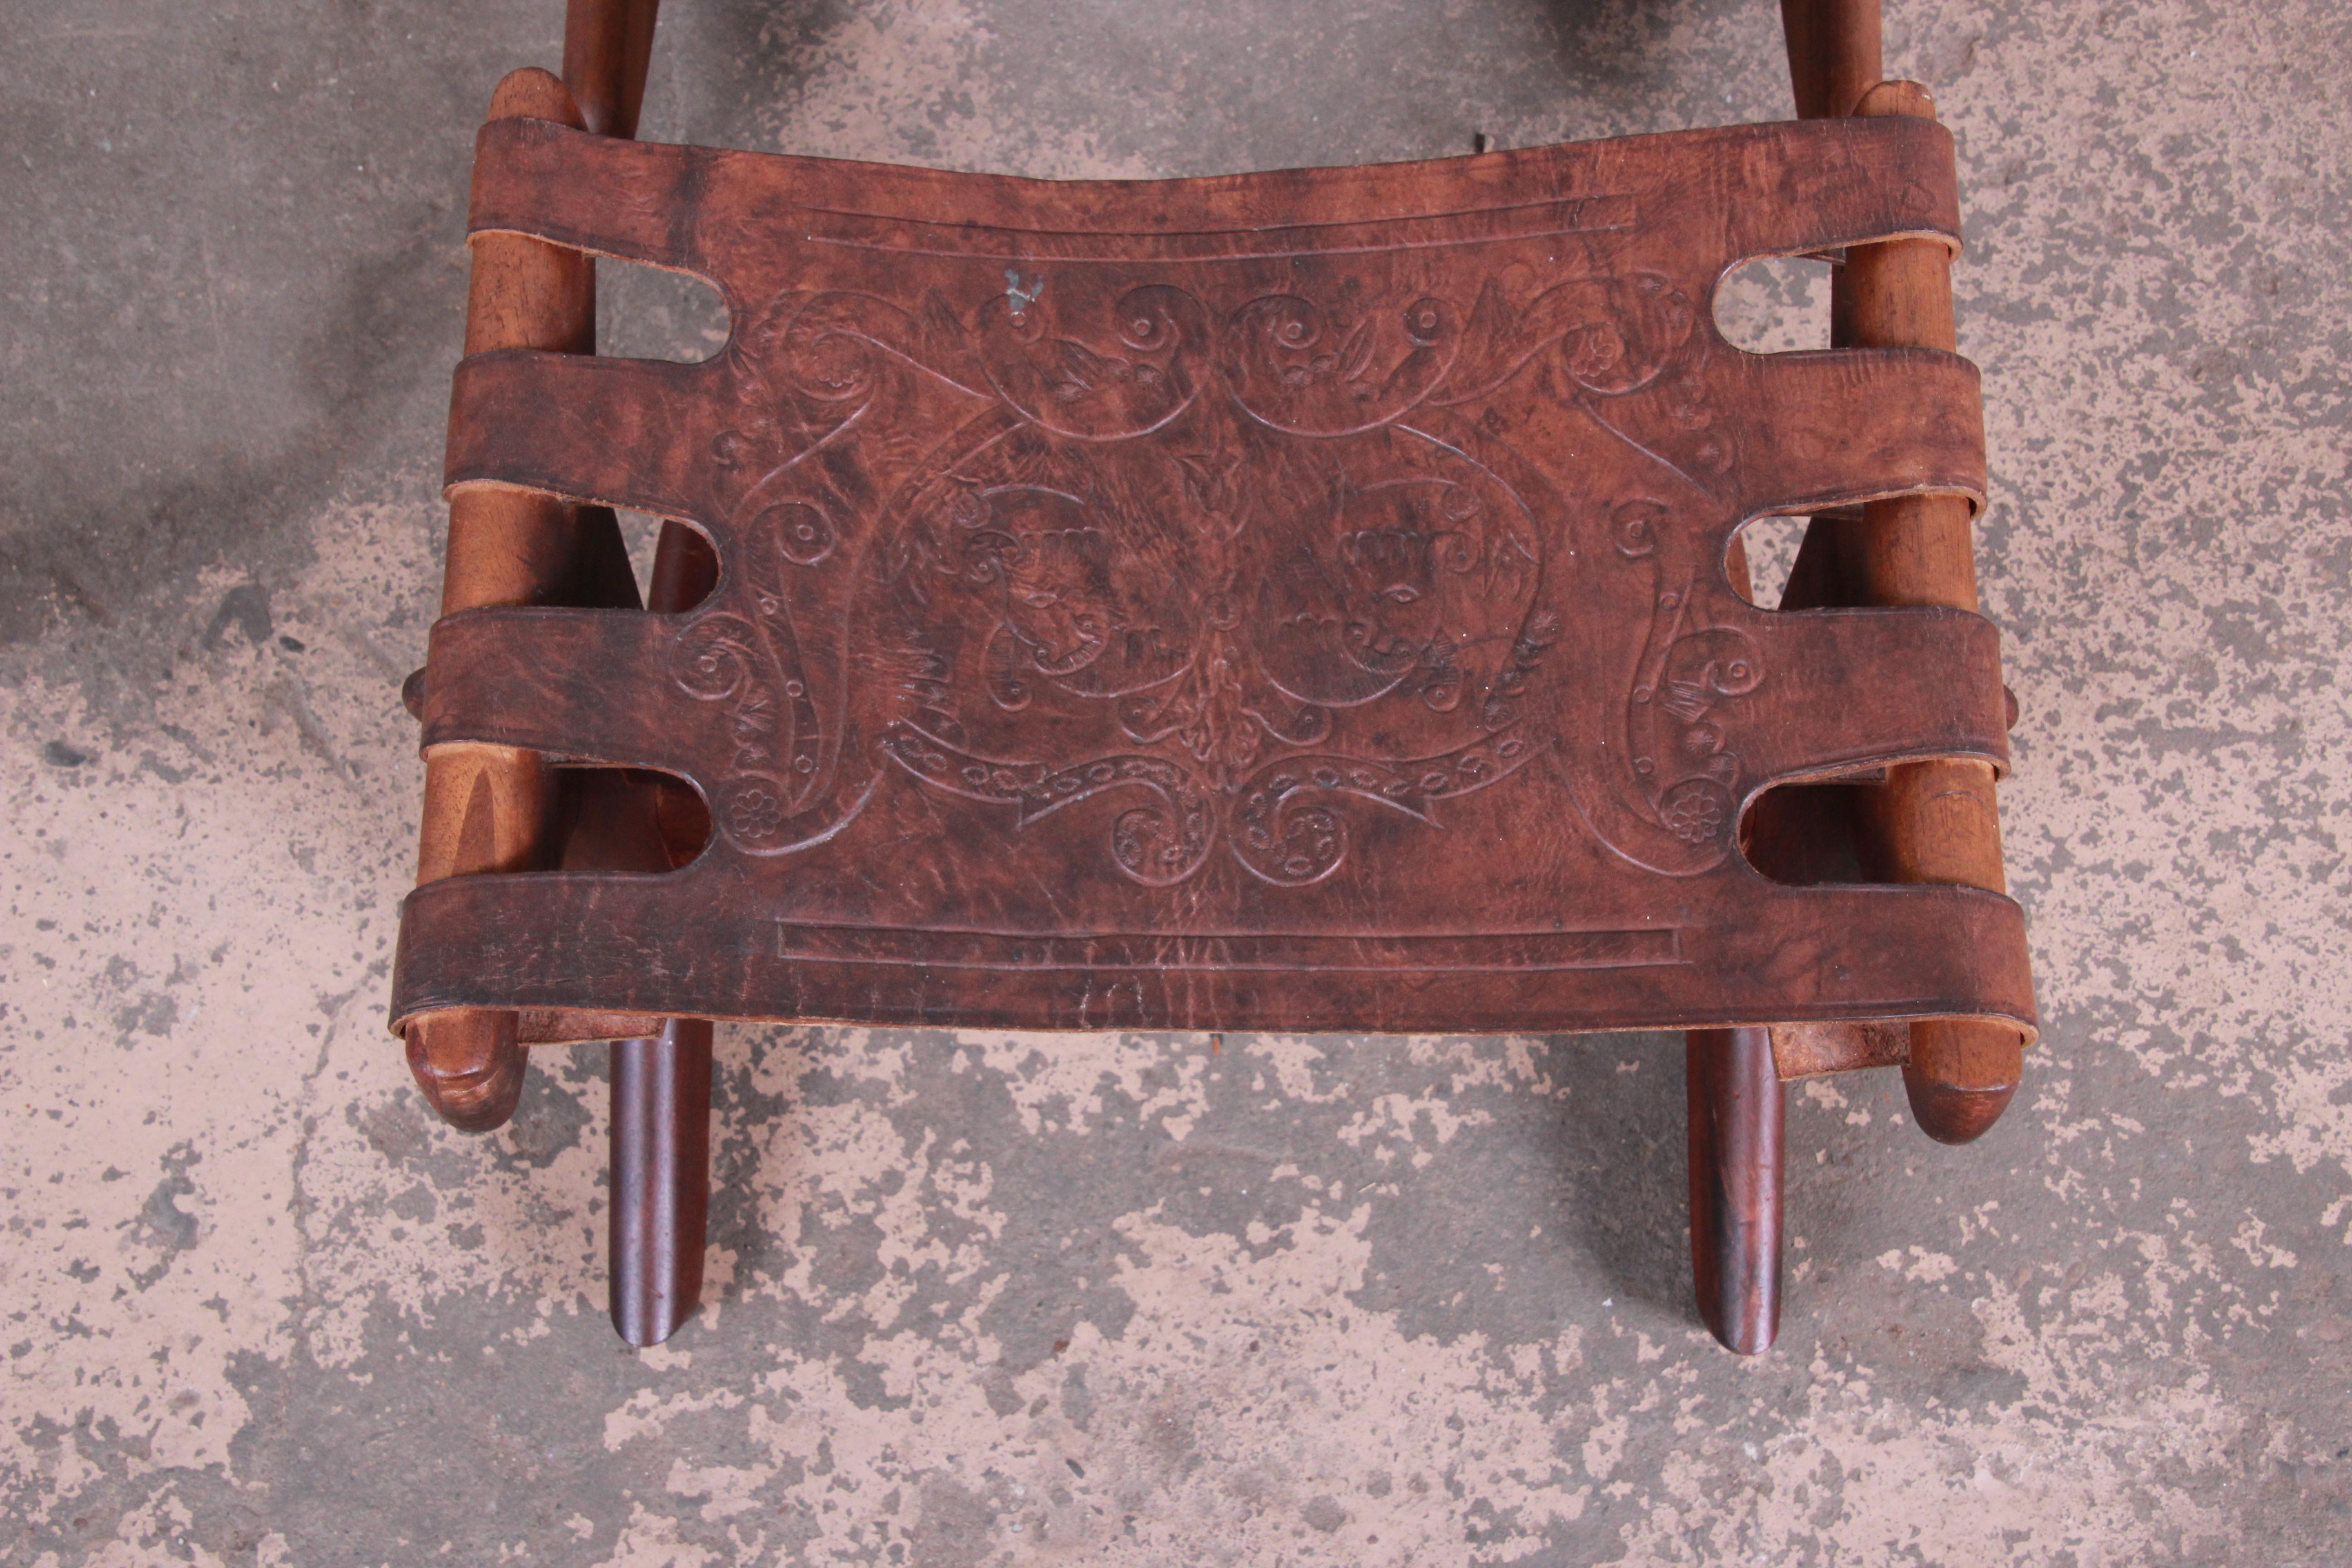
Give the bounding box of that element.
[446,349,725,521]
[1728,347,1986,520]
[421,607,725,783]
[1736,603,2010,784]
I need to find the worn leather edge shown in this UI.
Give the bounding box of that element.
[388,868,2036,1045]
[420,607,720,784]
[465,114,1960,284]
[445,351,722,522]
[1728,348,1987,521]
[1736,602,2012,784]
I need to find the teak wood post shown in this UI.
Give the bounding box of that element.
[1842,80,2025,1144]
[407,67,598,1132]
[562,0,661,139]
[1781,2,2026,1143]
[1685,539,1787,1354]
[1779,0,1884,120]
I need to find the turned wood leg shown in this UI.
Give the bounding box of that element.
[1687,1028,1784,1354]
[1690,527,1787,1351]
[1779,0,1883,119]
[608,517,720,1346]
[611,1018,713,1345]
[552,1,716,1345]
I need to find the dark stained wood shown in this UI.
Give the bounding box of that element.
[610,1017,712,1346]
[553,0,722,1345]
[1678,0,1883,1353]
[647,518,720,615]
[1686,1027,1783,1354]
[607,515,725,1347]
[1685,537,1785,1352]
[562,0,661,140]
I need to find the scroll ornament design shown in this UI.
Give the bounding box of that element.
[1612,500,1764,862]
[880,728,1216,887]
[698,287,1000,587]
[668,516,876,856]
[1436,271,1696,406]
[1227,728,1544,885]
[675,263,1710,880]
[882,412,1555,885]
[672,612,799,849]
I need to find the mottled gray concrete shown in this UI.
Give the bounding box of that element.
[4,0,2348,1563]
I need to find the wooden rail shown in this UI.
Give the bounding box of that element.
[1687,0,2027,1353]
[1841,79,2027,1145]
[406,67,598,1132]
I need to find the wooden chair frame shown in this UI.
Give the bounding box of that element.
[392,0,2031,1353]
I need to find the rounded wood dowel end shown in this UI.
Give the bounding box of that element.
[407,1010,527,1132]
[1853,76,1937,124]
[487,66,588,128]
[1904,1072,2019,1146]
[1904,1018,2024,1144]
[1836,75,2036,1149]
[1687,1028,1785,1355]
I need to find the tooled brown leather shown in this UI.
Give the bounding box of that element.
[392,114,2034,1044]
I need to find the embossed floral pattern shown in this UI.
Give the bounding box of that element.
[672,269,1718,881]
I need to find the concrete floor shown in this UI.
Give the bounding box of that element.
[3,0,2347,1562]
